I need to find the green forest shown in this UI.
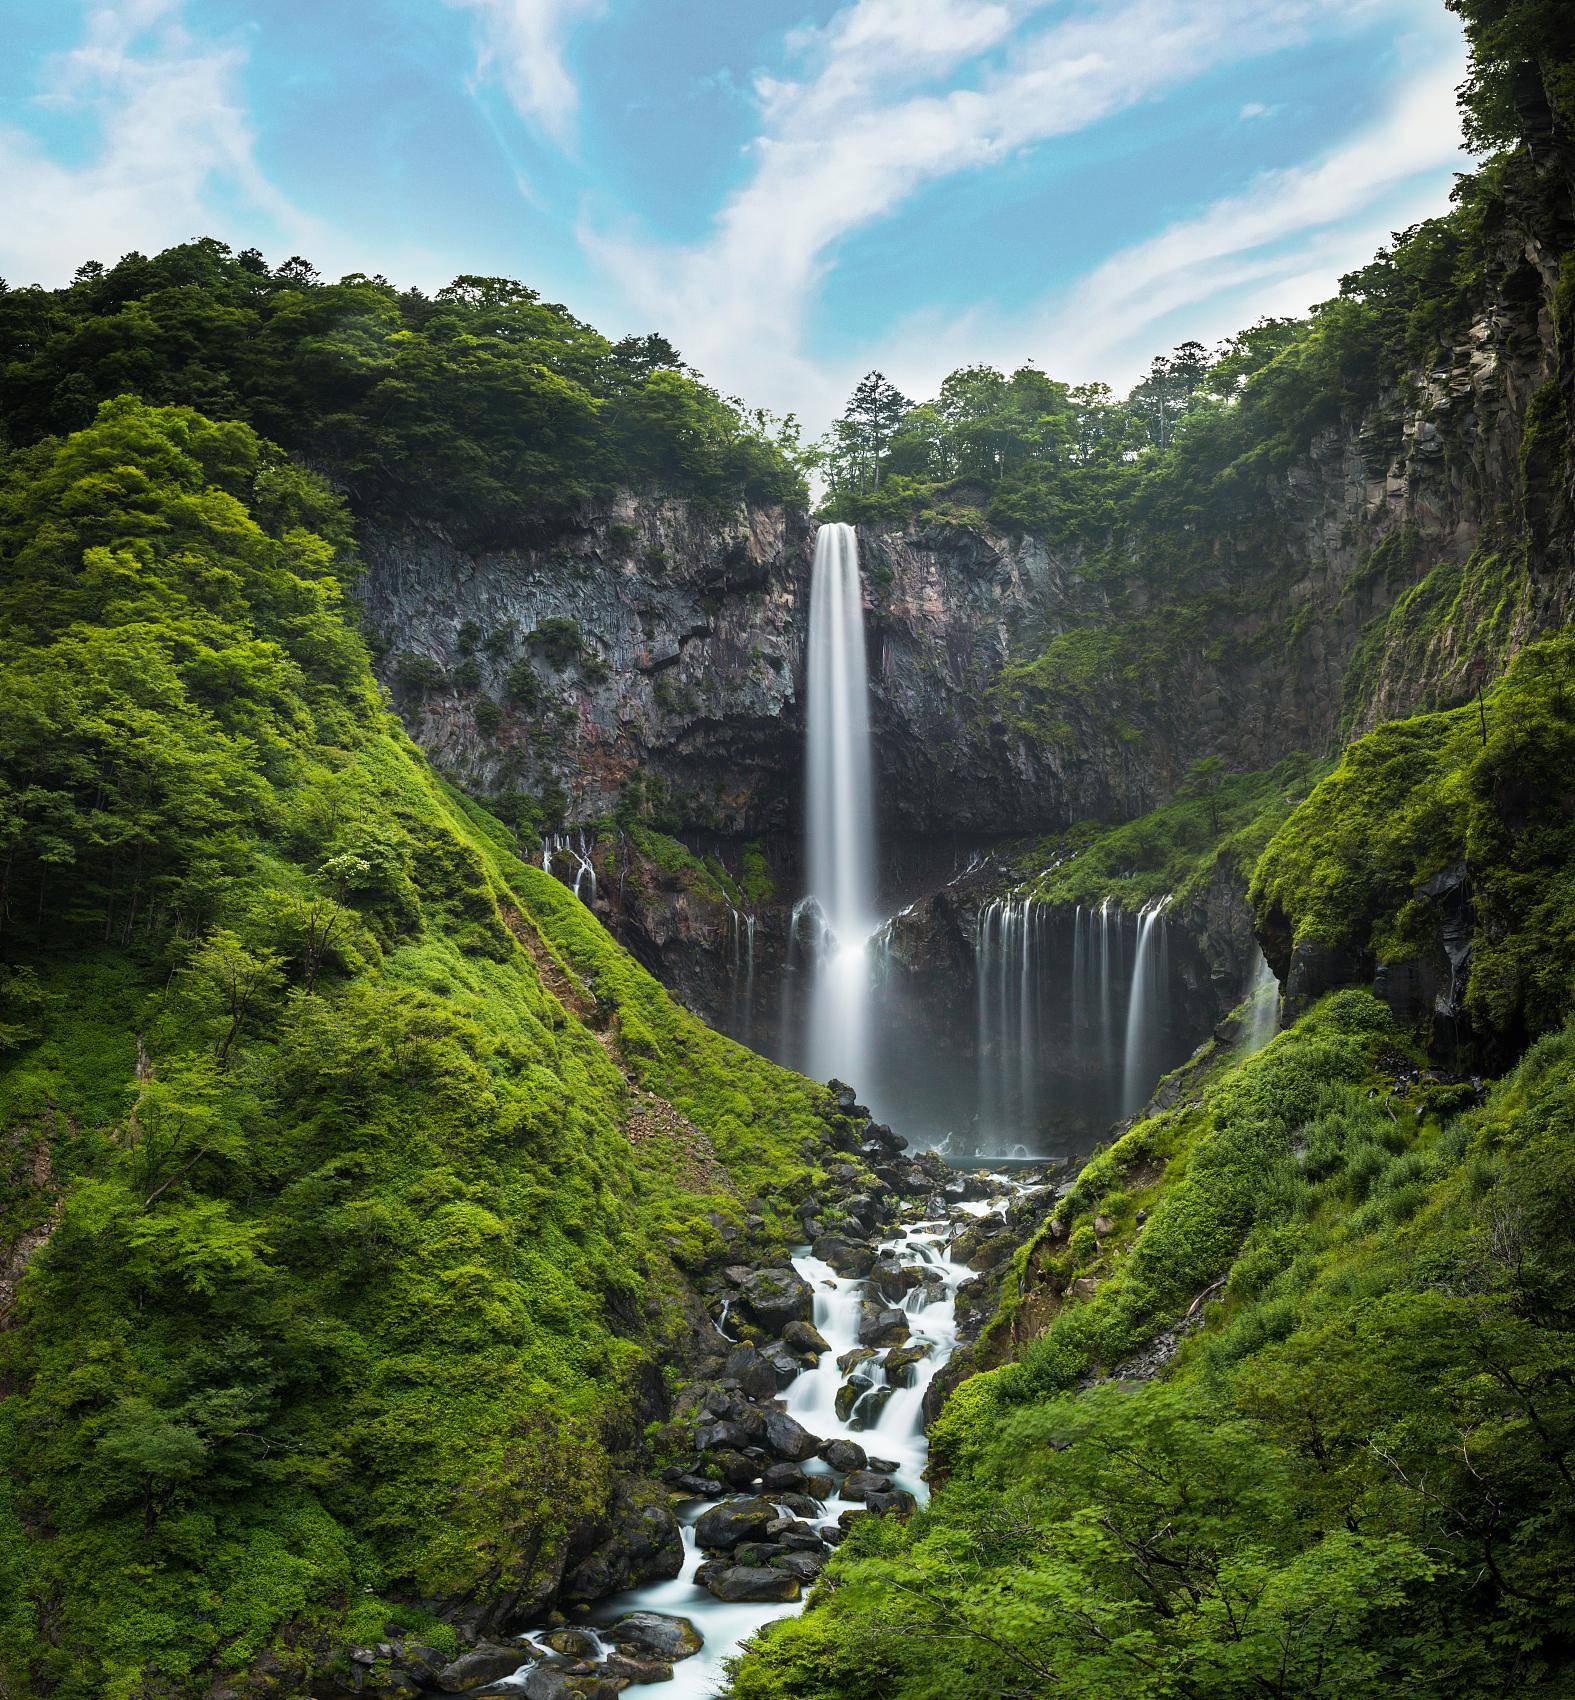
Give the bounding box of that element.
[1,0,1573,1697]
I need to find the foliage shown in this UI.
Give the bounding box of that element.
[0,247,809,543]
[734,998,1575,1699]
[0,400,834,1696]
[1250,632,1575,1048]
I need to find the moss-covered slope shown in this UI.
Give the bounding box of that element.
[0,399,830,1697]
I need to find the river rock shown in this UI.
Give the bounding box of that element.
[695,1497,778,1550]
[602,1652,674,1685]
[762,1408,821,1461]
[737,1267,813,1330]
[770,1550,828,1582]
[698,1446,760,1490]
[868,1455,900,1473]
[856,1302,910,1347]
[840,1470,894,1502]
[436,1644,531,1692]
[866,1488,919,1517]
[883,1343,932,1386]
[521,1664,625,1700]
[701,1564,801,1603]
[812,1234,876,1277]
[722,1343,781,1401]
[820,1437,867,1472]
[782,1319,831,1357]
[605,1611,703,1661]
[837,1346,876,1373]
[761,1342,804,1386]
[562,1485,684,1601]
[761,1460,812,1494]
[542,1629,600,1658]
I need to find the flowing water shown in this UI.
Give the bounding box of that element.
[568,1194,988,1697]
[1243,949,1280,1054]
[1121,899,1170,1116]
[802,521,877,1086]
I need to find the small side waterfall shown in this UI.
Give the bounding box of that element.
[540,832,597,904]
[974,892,1046,1145]
[1121,899,1169,1116]
[801,522,877,1085]
[1243,949,1280,1054]
[728,908,758,1044]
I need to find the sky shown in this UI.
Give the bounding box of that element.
[0,0,1474,434]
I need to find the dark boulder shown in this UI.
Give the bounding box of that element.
[782,1319,831,1357]
[840,1470,894,1502]
[820,1438,867,1472]
[856,1303,910,1347]
[701,1565,801,1603]
[866,1488,918,1517]
[762,1408,821,1461]
[695,1497,778,1551]
[736,1267,813,1331]
[722,1343,781,1401]
[812,1235,876,1278]
[435,1645,532,1692]
[604,1610,703,1661]
[561,1485,684,1602]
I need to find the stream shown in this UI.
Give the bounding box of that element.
[553,1178,1023,1697]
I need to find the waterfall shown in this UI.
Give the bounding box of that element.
[802,522,876,1085]
[729,909,759,1044]
[1121,899,1169,1116]
[1244,949,1280,1054]
[973,891,1044,1149]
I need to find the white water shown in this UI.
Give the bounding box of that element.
[1121,899,1170,1116]
[1243,949,1280,1054]
[802,522,877,1085]
[574,1203,976,1698]
[974,892,1048,1147]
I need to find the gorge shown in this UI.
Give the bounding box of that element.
[0,4,1573,1697]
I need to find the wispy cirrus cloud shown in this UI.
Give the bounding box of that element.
[0,0,314,286]
[443,0,604,142]
[582,0,1466,426]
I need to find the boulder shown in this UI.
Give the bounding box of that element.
[701,1565,802,1603]
[856,1303,909,1347]
[722,1343,781,1401]
[782,1319,831,1357]
[542,1629,600,1658]
[695,1497,778,1551]
[521,1665,625,1700]
[602,1652,674,1685]
[761,1461,812,1494]
[882,1343,932,1386]
[770,1550,828,1582]
[812,1235,876,1278]
[762,1409,820,1461]
[436,1645,532,1692]
[820,1438,868,1473]
[737,1267,814,1331]
[697,1447,760,1491]
[761,1342,804,1387]
[866,1488,919,1517]
[840,1470,894,1502]
[604,1611,703,1661]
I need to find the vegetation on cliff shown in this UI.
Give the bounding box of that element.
[0,251,808,543]
[0,398,830,1696]
[734,992,1575,1698]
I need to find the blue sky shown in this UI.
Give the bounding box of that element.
[0,0,1472,433]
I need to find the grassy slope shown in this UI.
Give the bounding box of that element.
[0,400,831,1698]
[730,635,1575,1698]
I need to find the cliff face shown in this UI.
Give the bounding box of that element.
[360,498,813,834]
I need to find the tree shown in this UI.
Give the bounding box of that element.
[187,929,285,1064]
[842,370,912,491]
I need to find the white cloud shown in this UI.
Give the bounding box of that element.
[1238,100,1275,119]
[443,0,603,141]
[584,0,1462,429]
[0,0,315,287]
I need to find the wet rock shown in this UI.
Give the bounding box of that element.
[696,1447,759,1490]
[865,1488,918,1517]
[836,1346,877,1374]
[812,1235,876,1278]
[761,1342,803,1386]
[840,1470,894,1502]
[782,1488,828,1516]
[819,1438,867,1472]
[856,1303,910,1347]
[602,1652,674,1685]
[736,1267,813,1331]
[435,1645,532,1692]
[397,1646,449,1685]
[542,1629,600,1658]
[695,1497,778,1550]
[782,1319,831,1357]
[762,1408,821,1461]
[761,1460,812,1494]
[770,1550,828,1582]
[870,1263,920,1304]
[521,1663,626,1700]
[604,1611,704,1661]
[701,1564,801,1603]
[882,1343,932,1386]
[722,1343,781,1401]
[562,1484,684,1601]
[850,1385,894,1427]
[734,1540,787,1567]
[867,1455,901,1473]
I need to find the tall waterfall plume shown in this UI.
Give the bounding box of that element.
[803,522,877,1084]
[1121,898,1170,1116]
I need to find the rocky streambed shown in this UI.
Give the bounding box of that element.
[352,1104,1053,1699]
